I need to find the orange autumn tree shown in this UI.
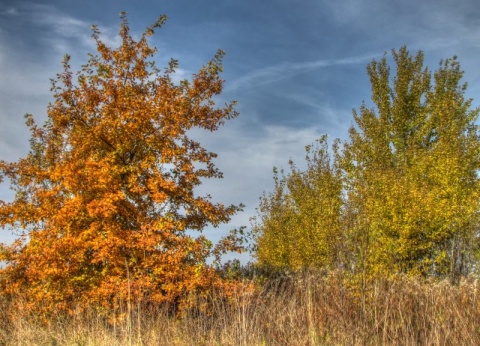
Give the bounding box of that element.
[0,14,242,312]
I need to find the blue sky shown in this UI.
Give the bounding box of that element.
[1,0,480,261]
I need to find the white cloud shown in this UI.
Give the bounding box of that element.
[192,117,324,213]
[0,3,148,162]
[281,93,352,136]
[1,2,121,54]
[31,4,121,54]
[0,30,52,161]
[321,0,375,24]
[1,7,18,16]
[322,0,480,53]
[228,53,376,91]
[170,67,190,84]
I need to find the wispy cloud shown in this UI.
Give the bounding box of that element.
[329,0,480,52]
[0,2,121,53]
[0,7,18,16]
[192,118,323,205]
[228,53,377,91]
[0,3,104,163]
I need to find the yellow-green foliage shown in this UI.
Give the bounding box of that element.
[252,135,343,270]
[255,47,480,281]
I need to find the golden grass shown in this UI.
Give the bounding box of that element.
[1,271,479,345]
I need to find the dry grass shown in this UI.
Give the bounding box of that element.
[1,271,480,345]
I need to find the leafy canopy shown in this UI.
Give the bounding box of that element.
[0,13,243,312]
[254,47,480,283]
[252,135,343,270]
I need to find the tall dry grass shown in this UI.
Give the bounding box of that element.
[1,271,479,345]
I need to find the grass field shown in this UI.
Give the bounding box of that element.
[1,271,479,345]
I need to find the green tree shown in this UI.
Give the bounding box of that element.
[254,47,480,283]
[253,136,343,270]
[338,47,480,281]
